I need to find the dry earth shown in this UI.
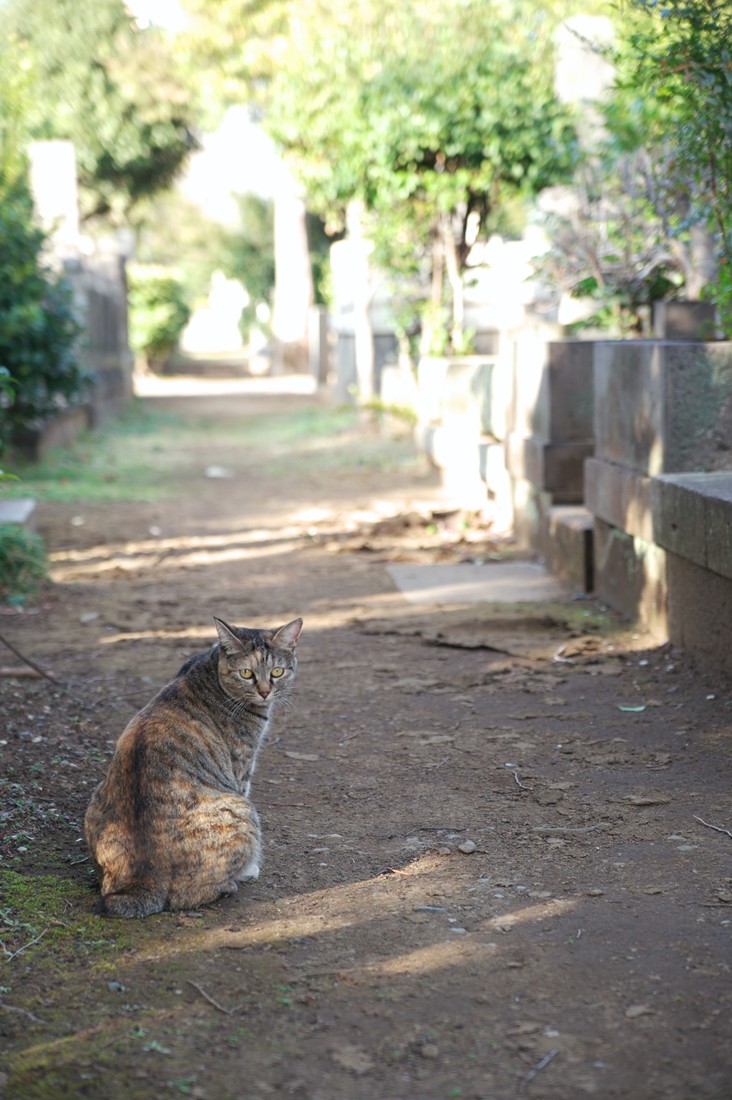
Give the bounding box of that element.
[1,382,731,1100]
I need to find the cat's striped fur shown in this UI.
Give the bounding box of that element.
[84,616,302,918]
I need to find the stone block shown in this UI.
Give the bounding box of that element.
[652,300,718,341]
[652,471,732,581]
[543,341,595,441]
[0,499,36,529]
[593,518,668,638]
[12,406,91,462]
[544,506,594,593]
[667,551,732,678]
[593,342,662,472]
[511,338,594,442]
[507,436,592,501]
[584,458,654,542]
[594,340,732,474]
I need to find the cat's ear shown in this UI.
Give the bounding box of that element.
[214,617,245,658]
[273,618,303,650]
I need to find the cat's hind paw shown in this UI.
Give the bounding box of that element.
[237,856,260,882]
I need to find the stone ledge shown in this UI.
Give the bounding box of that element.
[0,498,37,529]
[584,458,654,542]
[652,471,732,581]
[586,462,732,582]
[507,434,593,501]
[544,505,593,593]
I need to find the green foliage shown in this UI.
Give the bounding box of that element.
[263,0,578,347]
[135,191,275,337]
[0,181,87,446]
[128,267,192,367]
[615,0,732,332]
[537,152,683,337]
[0,524,47,603]
[223,193,276,319]
[0,0,199,225]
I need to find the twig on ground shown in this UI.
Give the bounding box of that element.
[69,854,90,865]
[429,756,450,770]
[0,1001,43,1023]
[694,815,732,839]
[0,632,61,686]
[186,979,239,1016]
[518,1048,559,1094]
[2,927,49,962]
[513,772,533,791]
[0,667,42,679]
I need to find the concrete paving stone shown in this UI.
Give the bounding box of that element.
[386,561,568,605]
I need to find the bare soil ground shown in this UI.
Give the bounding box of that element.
[1,383,731,1100]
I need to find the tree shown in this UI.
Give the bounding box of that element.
[0,180,86,448]
[263,0,578,352]
[615,0,732,332]
[0,0,199,225]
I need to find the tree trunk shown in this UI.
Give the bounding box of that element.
[346,201,376,401]
[441,214,464,351]
[420,230,444,357]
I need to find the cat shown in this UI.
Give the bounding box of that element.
[84,616,302,918]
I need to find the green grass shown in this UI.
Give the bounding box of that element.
[0,524,48,603]
[0,400,413,505]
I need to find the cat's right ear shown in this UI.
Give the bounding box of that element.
[273,618,303,650]
[214,617,244,658]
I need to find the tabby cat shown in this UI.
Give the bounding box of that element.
[84,616,302,918]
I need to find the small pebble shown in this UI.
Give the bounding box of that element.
[458,840,477,854]
[419,1043,439,1059]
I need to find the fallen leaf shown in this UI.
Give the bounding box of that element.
[282,751,320,762]
[618,705,647,713]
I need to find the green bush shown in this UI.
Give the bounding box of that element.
[0,182,87,451]
[128,267,191,368]
[0,524,47,604]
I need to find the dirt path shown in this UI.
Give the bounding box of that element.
[1,381,731,1100]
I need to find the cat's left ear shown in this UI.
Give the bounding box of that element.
[273,618,303,650]
[214,617,245,658]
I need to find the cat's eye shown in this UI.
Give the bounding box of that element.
[239,669,254,680]
[271,667,285,678]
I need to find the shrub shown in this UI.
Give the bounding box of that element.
[0,524,47,604]
[128,267,191,369]
[0,182,87,450]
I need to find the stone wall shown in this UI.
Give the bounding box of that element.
[410,331,732,676]
[585,340,732,662]
[69,253,134,427]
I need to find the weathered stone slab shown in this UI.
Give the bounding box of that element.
[584,458,654,542]
[652,300,717,342]
[652,471,732,581]
[594,340,732,474]
[386,561,567,606]
[511,337,594,442]
[667,551,732,677]
[545,506,594,593]
[0,499,36,528]
[508,437,594,501]
[593,518,668,638]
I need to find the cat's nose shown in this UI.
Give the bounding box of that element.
[258,685,271,698]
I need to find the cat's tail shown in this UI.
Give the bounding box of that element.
[96,882,167,919]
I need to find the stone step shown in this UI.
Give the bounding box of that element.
[543,505,594,594]
[0,498,37,530]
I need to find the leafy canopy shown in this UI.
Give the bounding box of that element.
[0,0,199,224]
